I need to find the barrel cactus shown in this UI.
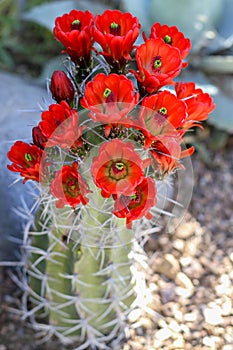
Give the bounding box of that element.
[7,9,215,350]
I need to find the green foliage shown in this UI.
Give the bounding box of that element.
[0,0,19,69]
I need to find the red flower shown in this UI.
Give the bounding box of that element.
[149,135,194,175]
[53,10,94,66]
[139,91,187,146]
[113,177,156,228]
[38,101,84,149]
[91,139,149,198]
[94,10,140,70]
[175,82,216,129]
[50,162,90,208]
[7,141,45,183]
[132,38,182,94]
[149,23,191,65]
[50,70,75,104]
[80,73,139,136]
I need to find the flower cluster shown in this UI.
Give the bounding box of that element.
[7,9,215,228]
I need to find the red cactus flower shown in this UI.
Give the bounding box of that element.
[141,90,187,133]
[53,9,94,66]
[50,162,90,208]
[175,82,216,129]
[94,10,140,70]
[136,91,186,148]
[91,139,149,198]
[39,101,85,149]
[149,135,194,175]
[113,177,156,228]
[80,73,139,136]
[7,141,45,183]
[149,23,191,65]
[50,70,75,104]
[132,38,182,94]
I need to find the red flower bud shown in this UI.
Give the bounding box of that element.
[32,126,47,149]
[50,70,75,103]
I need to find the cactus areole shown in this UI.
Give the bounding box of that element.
[7,8,215,350]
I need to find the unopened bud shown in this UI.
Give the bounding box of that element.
[50,70,75,103]
[32,126,47,149]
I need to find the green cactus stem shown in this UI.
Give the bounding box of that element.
[25,183,136,347]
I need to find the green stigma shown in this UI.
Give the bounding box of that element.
[72,19,80,25]
[158,107,167,115]
[110,22,119,29]
[25,153,32,162]
[154,59,162,69]
[110,22,121,35]
[115,162,124,171]
[71,19,81,30]
[103,88,112,98]
[164,35,172,44]
[130,193,138,200]
[70,184,76,191]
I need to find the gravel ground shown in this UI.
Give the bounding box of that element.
[0,136,233,350]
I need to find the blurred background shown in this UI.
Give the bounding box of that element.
[0,1,233,349]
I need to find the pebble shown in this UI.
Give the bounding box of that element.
[175,221,197,239]
[153,254,180,280]
[203,305,224,325]
[172,335,185,348]
[202,336,219,348]
[184,311,198,322]
[155,327,173,341]
[173,239,185,252]
[221,299,232,316]
[175,272,194,290]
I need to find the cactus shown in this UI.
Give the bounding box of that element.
[6,8,215,350]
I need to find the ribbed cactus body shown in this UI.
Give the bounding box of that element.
[24,184,137,348]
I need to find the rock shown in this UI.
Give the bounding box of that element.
[155,327,173,341]
[173,239,185,252]
[153,253,180,279]
[184,311,198,322]
[203,305,224,325]
[175,221,199,239]
[221,299,232,316]
[175,272,194,290]
[202,336,220,348]
[0,73,46,261]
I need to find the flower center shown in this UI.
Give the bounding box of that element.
[66,178,80,197]
[109,161,127,180]
[103,88,115,103]
[25,153,32,162]
[130,190,140,203]
[110,22,121,35]
[71,19,81,31]
[158,107,167,115]
[164,35,172,44]
[153,56,162,69]
[103,88,112,98]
